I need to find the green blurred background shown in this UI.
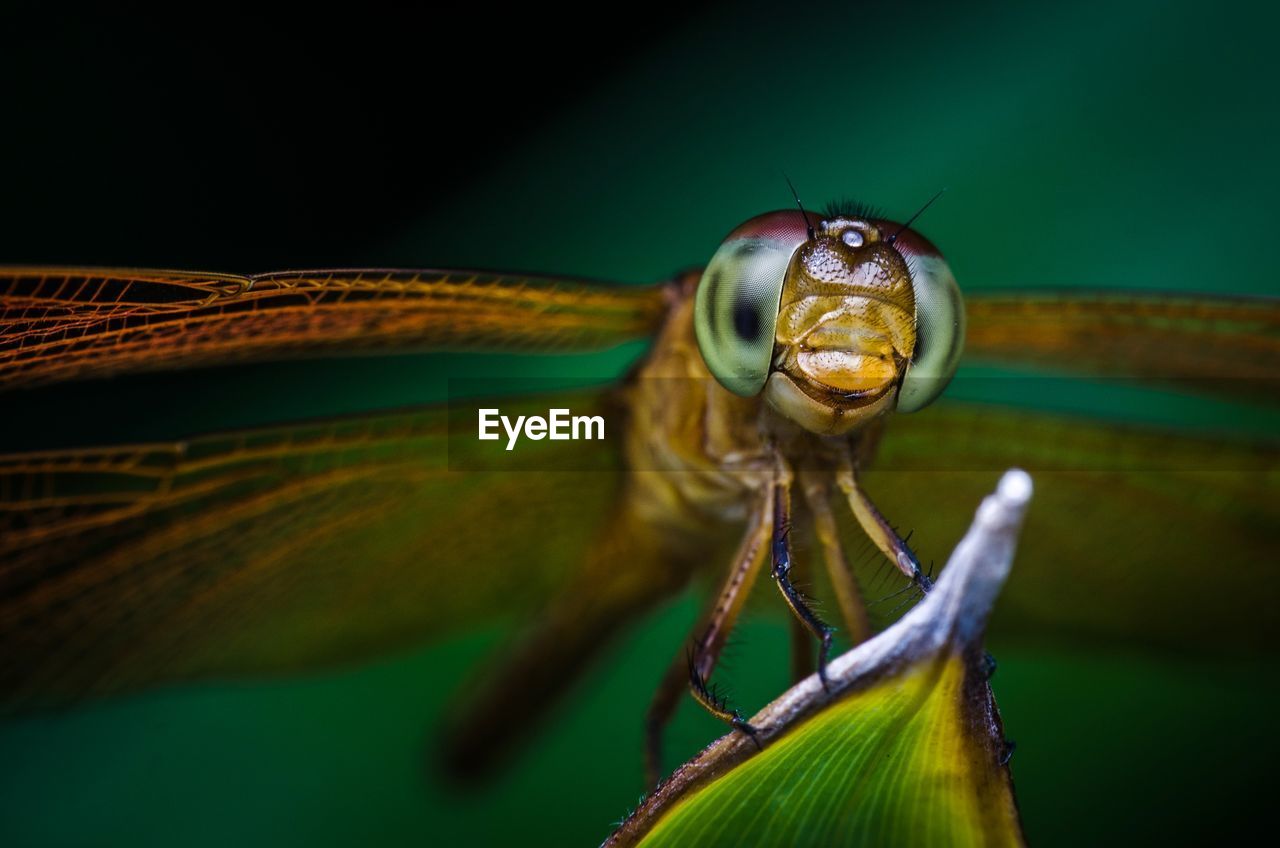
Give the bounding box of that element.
[1,0,1277,845]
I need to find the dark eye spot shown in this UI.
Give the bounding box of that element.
[732,300,760,341]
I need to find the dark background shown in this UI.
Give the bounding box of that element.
[0,3,706,268]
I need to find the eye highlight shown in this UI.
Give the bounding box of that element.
[841,230,864,248]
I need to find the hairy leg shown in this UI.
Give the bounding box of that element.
[835,452,932,592]
[769,461,835,689]
[799,469,872,645]
[643,486,773,786]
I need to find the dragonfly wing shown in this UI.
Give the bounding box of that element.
[0,267,669,389]
[863,402,1280,652]
[964,292,1280,403]
[0,389,632,713]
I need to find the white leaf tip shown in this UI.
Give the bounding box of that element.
[997,468,1033,505]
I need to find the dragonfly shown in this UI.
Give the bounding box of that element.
[1,204,1277,788]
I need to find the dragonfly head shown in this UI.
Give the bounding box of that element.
[694,208,964,435]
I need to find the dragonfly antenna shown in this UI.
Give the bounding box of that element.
[784,174,815,240]
[888,188,947,245]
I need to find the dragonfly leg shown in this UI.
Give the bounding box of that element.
[643,486,773,787]
[835,454,932,592]
[798,469,873,646]
[788,602,817,684]
[769,463,836,691]
[687,652,761,748]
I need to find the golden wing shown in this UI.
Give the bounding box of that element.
[0,267,668,389]
[864,402,1279,652]
[965,291,1280,402]
[0,389,630,714]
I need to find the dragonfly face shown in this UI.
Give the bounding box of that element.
[694,209,964,435]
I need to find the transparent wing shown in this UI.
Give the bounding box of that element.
[864,402,1280,652]
[0,389,623,713]
[0,267,668,389]
[964,292,1280,402]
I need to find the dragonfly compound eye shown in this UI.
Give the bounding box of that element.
[889,229,966,413]
[694,211,811,396]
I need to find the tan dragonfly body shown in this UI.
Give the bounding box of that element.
[446,210,957,782]
[1,207,1276,790]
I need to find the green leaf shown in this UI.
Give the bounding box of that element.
[608,471,1034,848]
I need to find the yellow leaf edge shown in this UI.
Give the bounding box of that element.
[606,469,1034,847]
